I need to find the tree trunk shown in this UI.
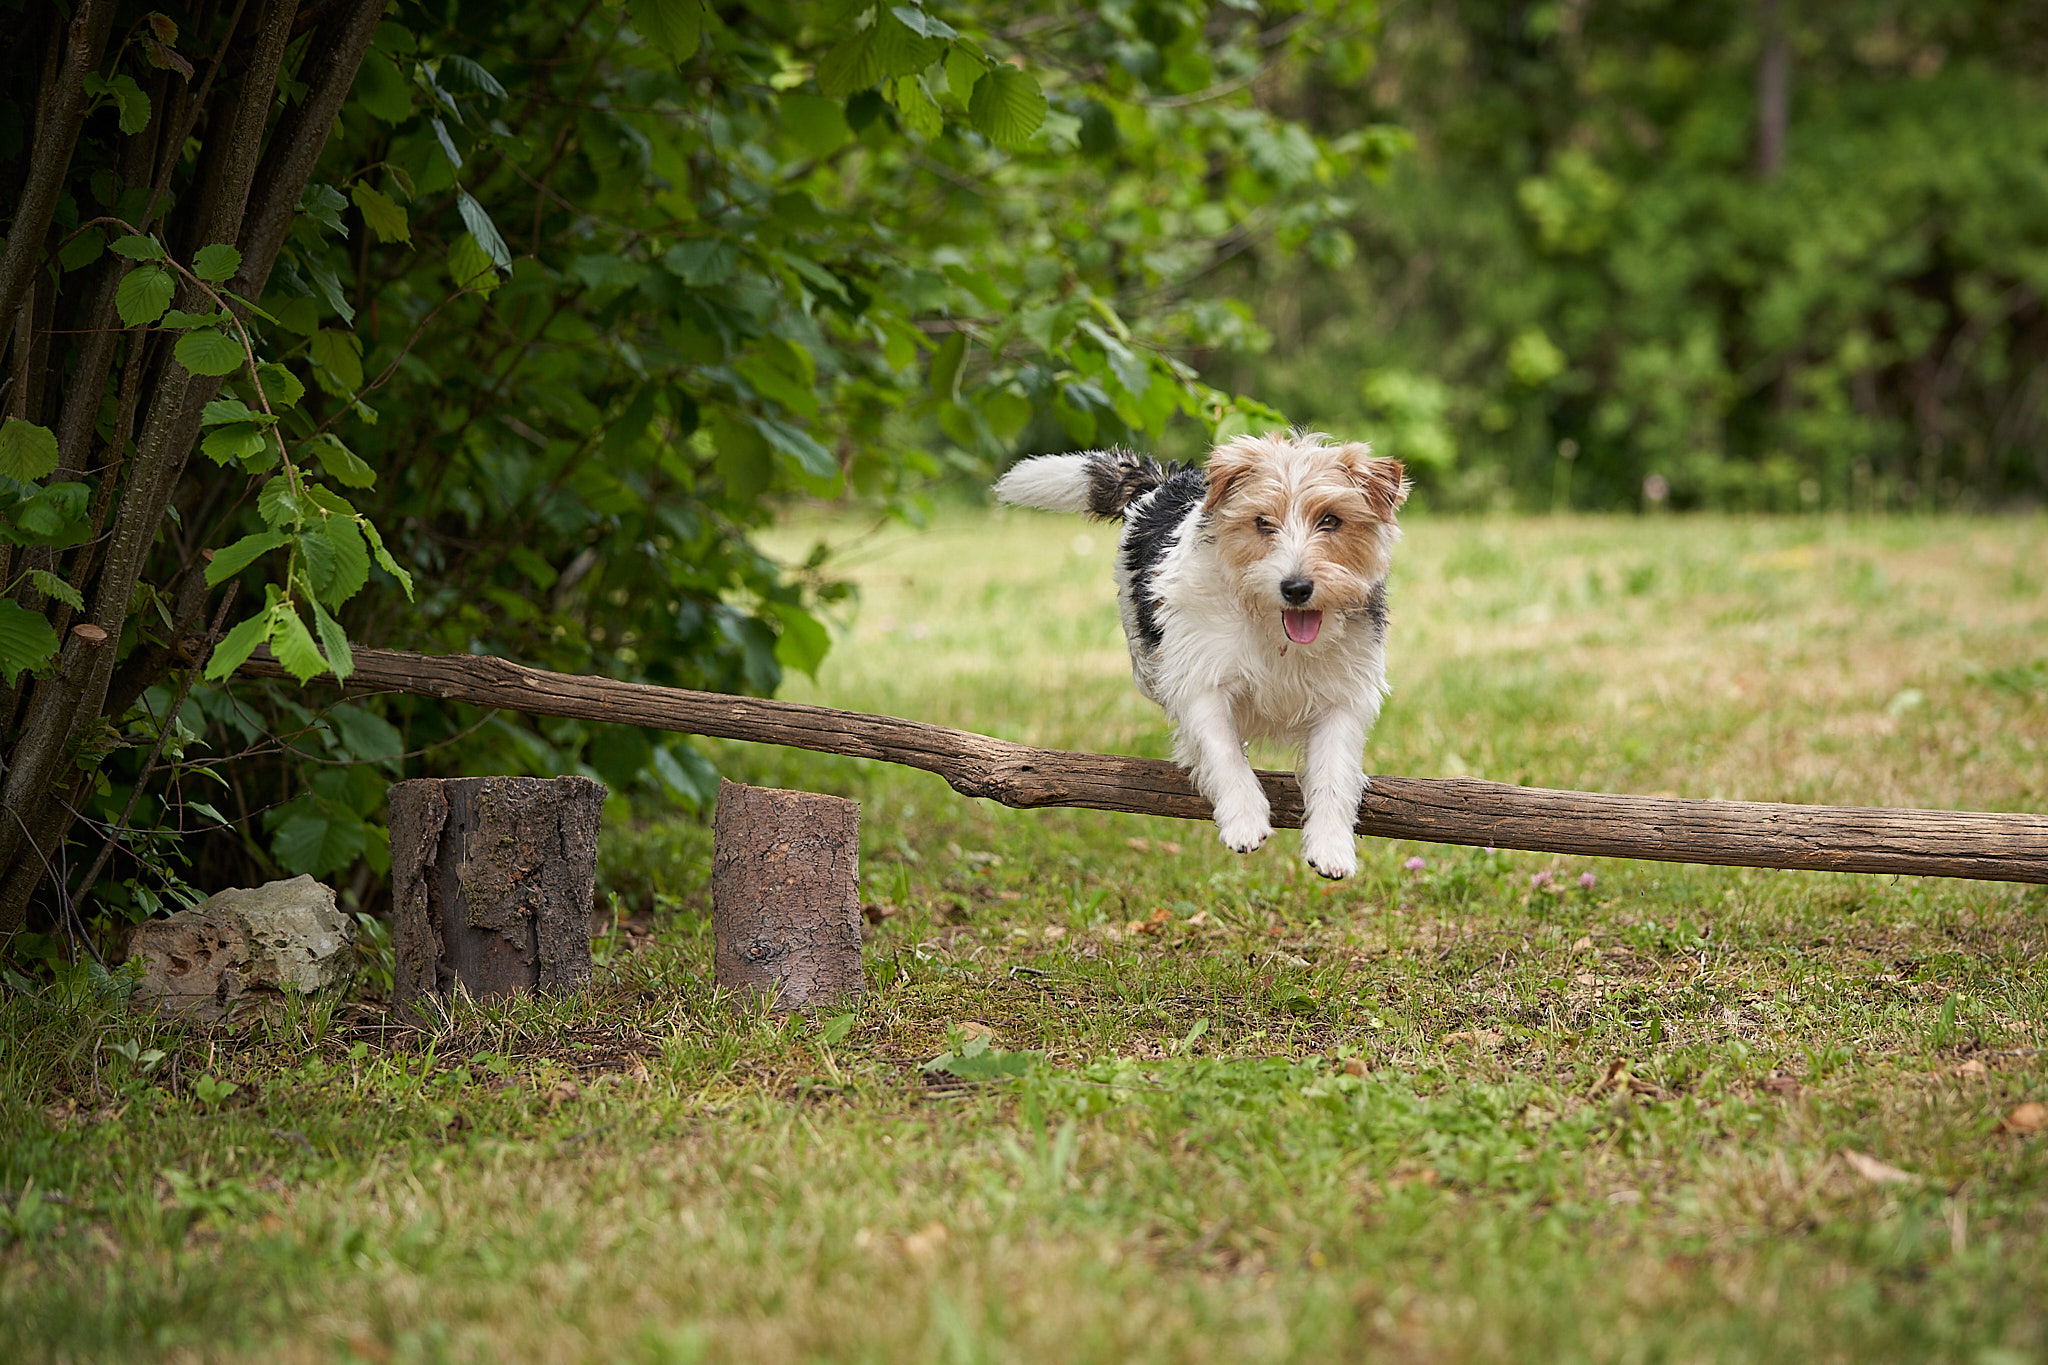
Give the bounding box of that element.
[387,775,605,1019]
[1754,0,1791,180]
[712,780,863,1011]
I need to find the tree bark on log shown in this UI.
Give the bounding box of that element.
[712,781,863,1011]
[387,775,604,1018]
[227,645,2048,885]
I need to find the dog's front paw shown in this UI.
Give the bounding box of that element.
[1301,826,1358,880]
[1213,796,1272,854]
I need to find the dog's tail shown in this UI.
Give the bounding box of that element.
[992,449,1183,520]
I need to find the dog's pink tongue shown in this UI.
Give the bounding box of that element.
[1282,608,1322,644]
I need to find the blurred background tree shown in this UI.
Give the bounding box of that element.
[1211,0,2048,513]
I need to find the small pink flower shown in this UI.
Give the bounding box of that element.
[1483,847,1497,855]
[1404,856,1427,872]
[1530,870,1555,890]
[1579,872,1597,890]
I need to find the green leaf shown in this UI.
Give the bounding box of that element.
[456,190,512,270]
[174,327,246,377]
[447,232,500,295]
[780,93,851,158]
[0,601,60,687]
[329,704,403,764]
[753,416,836,479]
[28,570,83,611]
[361,519,414,600]
[304,515,371,607]
[309,595,354,682]
[192,243,242,283]
[662,238,738,288]
[203,604,273,680]
[0,419,59,482]
[200,398,265,427]
[440,54,507,99]
[352,49,413,124]
[205,530,288,586]
[308,329,365,394]
[271,803,369,877]
[8,483,91,547]
[307,433,377,488]
[930,331,966,402]
[870,11,944,79]
[159,309,225,330]
[890,6,957,40]
[969,65,1046,148]
[269,600,331,682]
[893,75,942,140]
[772,603,830,678]
[258,479,304,528]
[253,362,306,409]
[628,0,702,65]
[944,46,987,106]
[87,73,152,134]
[200,423,271,466]
[351,183,410,244]
[110,233,164,262]
[300,183,349,237]
[116,265,174,327]
[58,228,105,271]
[817,30,882,98]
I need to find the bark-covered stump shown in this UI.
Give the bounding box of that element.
[712,779,862,1010]
[388,775,605,1017]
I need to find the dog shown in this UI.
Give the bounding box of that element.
[993,432,1408,879]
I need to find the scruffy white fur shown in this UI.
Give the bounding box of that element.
[995,432,1408,878]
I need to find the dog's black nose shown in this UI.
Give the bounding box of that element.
[1280,577,1314,606]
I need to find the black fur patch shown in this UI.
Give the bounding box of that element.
[1119,467,1205,651]
[1086,449,1192,520]
[1349,581,1389,638]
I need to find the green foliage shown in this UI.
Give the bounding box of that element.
[1227,0,2048,511]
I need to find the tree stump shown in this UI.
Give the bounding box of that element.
[712,779,862,1011]
[388,775,605,1017]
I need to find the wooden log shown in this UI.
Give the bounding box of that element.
[387,775,605,1016]
[711,780,863,1011]
[229,645,2048,885]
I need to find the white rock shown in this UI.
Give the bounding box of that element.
[123,875,356,1021]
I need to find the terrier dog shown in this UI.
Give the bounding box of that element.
[993,432,1408,879]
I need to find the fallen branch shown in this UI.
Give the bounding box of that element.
[231,646,2048,885]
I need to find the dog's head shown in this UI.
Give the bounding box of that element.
[1203,432,1407,644]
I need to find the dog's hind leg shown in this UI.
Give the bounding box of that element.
[1299,709,1369,879]
[1173,688,1271,854]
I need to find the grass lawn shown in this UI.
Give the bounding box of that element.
[5,506,2047,1363]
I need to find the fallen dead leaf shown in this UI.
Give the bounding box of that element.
[902,1221,949,1260]
[1841,1150,1920,1186]
[1954,1059,1988,1079]
[861,902,897,925]
[957,1021,997,1043]
[1571,935,1596,953]
[1185,910,1210,928]
[1128,908,1171,936]
[1041,925,1066,942]
[1126,838,1152,853]
[1158,840,1182,855]
[1760,1073,1801,1096]
[2001,1101,2047,1134]
[1342,1057,1368,1078]
[542,1078,581,1109]
[1442,1029,1503,1050]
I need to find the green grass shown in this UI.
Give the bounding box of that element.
[6,508,2048,1363]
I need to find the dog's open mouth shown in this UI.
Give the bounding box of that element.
[1281,608,1322,644]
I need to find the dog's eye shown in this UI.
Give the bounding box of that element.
[1254,517,1276,536]
[1317,514,1343,532]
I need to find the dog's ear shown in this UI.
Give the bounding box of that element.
[1203,440,1255,514]
[1339,444,1409,522]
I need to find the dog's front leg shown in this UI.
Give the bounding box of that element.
[1174,689,1270,853]
[1299,709,1368,879]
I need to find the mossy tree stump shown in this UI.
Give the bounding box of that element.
[388,775,605,1017]
[712,779,862,1011]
